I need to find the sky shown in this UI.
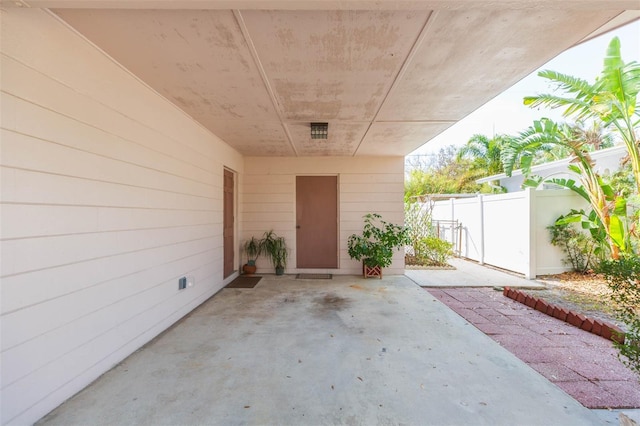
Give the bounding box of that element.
[407,20,640,161]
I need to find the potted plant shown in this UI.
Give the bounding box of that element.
[347,213,410,278]
[260,230,288,275]
[242,236,261,275]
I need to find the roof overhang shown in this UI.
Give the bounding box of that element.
[8,1,639,157]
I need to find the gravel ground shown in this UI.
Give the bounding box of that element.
[527,272,623,328]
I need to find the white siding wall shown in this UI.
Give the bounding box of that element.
[242,157,405,275]
[0,9,243,425]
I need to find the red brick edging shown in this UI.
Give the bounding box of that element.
[503,287,625,344]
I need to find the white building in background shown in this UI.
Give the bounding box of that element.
[429,145,629,280]
[477,145,628,192]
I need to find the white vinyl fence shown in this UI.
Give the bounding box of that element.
[431,188,589,278]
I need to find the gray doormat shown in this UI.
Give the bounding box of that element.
[296,274,333,279]
[226,276,262,288]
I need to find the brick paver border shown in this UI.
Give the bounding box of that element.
[503,287,625,344]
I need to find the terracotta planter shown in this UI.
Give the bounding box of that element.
[243,264,257,275]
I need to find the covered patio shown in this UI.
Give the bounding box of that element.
[3,2,640,424]
[38,275,602,425]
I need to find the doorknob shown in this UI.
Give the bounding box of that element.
[296,225,301,229]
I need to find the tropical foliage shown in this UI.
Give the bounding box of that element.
[457,133,508,176]
[260,230,289,272]
[599,257,640,375]
[502,36,639,374]
[522,37,640,194]
[404,144,500,202]
[547,221,599,273]
[242,236,262,266]
[502,117,629,258]
[502,37,640,259]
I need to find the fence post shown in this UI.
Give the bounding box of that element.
[478,194,484,265]
[524,188,536,279]
[449,197,456,248]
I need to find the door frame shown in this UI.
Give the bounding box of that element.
[223,167,237,278]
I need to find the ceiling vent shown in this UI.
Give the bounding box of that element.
[310,122,328,139]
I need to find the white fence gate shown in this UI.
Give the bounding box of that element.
[431,188,588,278]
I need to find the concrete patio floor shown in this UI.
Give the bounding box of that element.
[37,274,606,425]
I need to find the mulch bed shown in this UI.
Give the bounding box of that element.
[405,264,456,270]
[427,287,640,409]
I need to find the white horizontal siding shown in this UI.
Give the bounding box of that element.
[2,238,214,314]
[2,224,216,277]
[241,157,405,275]
[2,59,216,173]
[2,92,216,184]
[1,204,216,240]
[1,168,219,210]
[1,128,216,197]
[341,182,404,193]
[2,252,217,384]
[0,9,243,426]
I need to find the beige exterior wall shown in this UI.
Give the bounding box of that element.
[241,157,405,275]
[1,9,407,426]
[1,9,243,425]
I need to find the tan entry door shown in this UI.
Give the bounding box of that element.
[223,169,234,278]
[296,176,338,268]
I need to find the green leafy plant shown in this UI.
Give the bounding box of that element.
[347,213,410,268]
[503,35,640,378]
[404,145,484,200]
[599,256,640,376]
[547,221,599,273]
[415,236,453,266]
[242,236,262,266]
[404,202,433,264]
[260,230,288,274]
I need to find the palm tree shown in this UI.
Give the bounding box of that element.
[457,134,507,177]
[572,121,614,151]
[502,37,640,259]
[535,121,614,163]
[523,37,640,194]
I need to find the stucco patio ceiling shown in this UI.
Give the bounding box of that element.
[24,1,639,156]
